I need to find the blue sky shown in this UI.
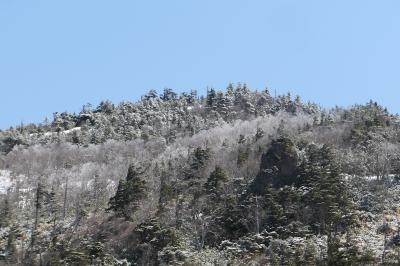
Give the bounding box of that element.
[1,1,399,129]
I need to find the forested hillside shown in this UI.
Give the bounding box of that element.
[1,84,400,265]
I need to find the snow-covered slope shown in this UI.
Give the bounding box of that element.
[0,170,12,194]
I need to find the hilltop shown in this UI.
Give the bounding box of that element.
[1,84,400,265]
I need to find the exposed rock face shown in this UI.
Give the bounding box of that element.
[250,137,298,194]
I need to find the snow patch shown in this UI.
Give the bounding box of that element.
[62,127,81,134]
[0,170,13,194]
[345,174,398,181]
[44,132,55,137]
[31,127,81,138]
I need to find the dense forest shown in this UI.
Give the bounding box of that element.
[1,84,400,265]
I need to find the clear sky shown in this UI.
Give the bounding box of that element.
[1,1,399,129]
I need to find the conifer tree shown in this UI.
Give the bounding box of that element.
[0,197,11,228]
[143,89,159,101]
[32,182,47,247]
[264,185,284,229]
[190,147,210,172]
[107,164,147,220]
[162,88,177,101]
[204,166,227,197]
[300,144,353,235]
[206,88,217,108]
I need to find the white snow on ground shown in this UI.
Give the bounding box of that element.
[62,127,81,134]
[360,175,396,181]
[44,132,55,137]
[30,127,81,138]
[344,174,398,181]
[0,170,13,194]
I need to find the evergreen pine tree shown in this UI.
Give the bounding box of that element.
[206,88,217,108]
[31,182,47,247]
[300,144,353,235]
[204,166,227,197]
[162,88,177,101]
[0,197,11,228]
[188,147,210,174]
[107,164,147,220]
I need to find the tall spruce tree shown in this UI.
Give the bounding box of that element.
[107,164,147,220]
[300,144,353,234]
[204,166,227,197]
[0,197,11,228]
[206,88,217,108]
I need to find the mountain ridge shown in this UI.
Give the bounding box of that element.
[1,85,400,265]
